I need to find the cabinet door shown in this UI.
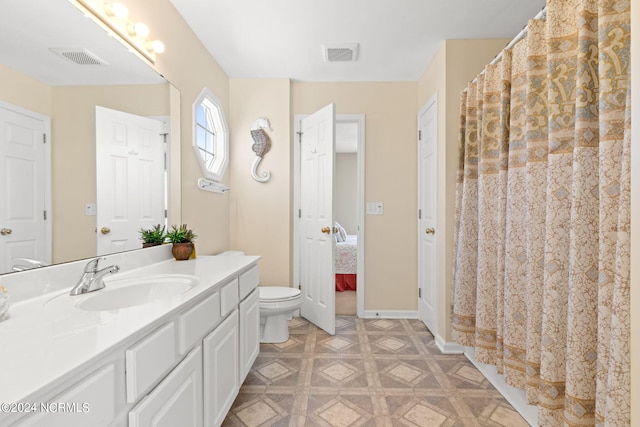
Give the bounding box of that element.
[239,288,260,381]
[16,364,118,427]
[203,309,239,427]
[129,346,203,427]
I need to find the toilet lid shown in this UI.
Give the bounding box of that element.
[259,286,301,302]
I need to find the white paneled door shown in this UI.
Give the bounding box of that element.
[96,106,165,256]
[0,105,48,274]
[299,103,336,335]
[418,97,438,334]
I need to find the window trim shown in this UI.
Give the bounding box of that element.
[192,87,229,182]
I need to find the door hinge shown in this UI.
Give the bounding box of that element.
[298,209,301,218]
[298,284,302,291]
[297,131,303,143]
[43,210,47,220]
[418,130,422,141]
[43,134,47,144]
[418,209,422,219]
[165,209,168,219]
[418,288,422,298]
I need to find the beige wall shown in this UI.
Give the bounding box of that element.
[335,153,358,235]
[417,39,509,340]
[0,65,52,116]
[293,82,418,311]
[228,78,291,286]
[51,84,169,263]
[126,0,231,255]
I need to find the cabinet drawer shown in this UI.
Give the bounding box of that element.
[239,265,259,300]
[126,322,176,403]
[178,291,221,354]
[220,278,239,317]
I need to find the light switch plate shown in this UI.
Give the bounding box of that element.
[366,202,384,215]
[85,203,97,216]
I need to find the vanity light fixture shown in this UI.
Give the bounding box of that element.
[127,22,149,38]
[71,0,164,64]
[146,39,165,54]
[104,1,128,19]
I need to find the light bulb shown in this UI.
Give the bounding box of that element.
[104,2,129,19]
[146,40,165,54]
[128,22,149,37]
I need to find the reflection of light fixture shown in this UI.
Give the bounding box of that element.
[128,22,149,37]
[146,40,165,54]
[104,2,128,18]
[71,0,165,64]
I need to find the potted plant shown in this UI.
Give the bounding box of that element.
[139,224,166,248]
[166,224,196,260]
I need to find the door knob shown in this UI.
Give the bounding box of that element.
[0,228,12,235]
[321,227,331,234]
[100,227,111,235]
[425,228,435,235]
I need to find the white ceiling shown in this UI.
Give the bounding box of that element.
[170,0,546,82]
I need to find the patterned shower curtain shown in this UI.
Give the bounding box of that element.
[451,0,630,425]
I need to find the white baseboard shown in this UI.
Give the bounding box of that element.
[434,335,464,354]
[464,348,538,426]
[361,310,418,319]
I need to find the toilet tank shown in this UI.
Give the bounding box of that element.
[217,251,245,256]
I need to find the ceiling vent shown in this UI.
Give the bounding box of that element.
[49,48,109,66]
[323,44,359,62]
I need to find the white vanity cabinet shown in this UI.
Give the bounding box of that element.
[6,259,261,427]
[203,309,240,427]
[239,288,260,380]
[129,346,203,427]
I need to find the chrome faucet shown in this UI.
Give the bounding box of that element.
[69,257,120,296]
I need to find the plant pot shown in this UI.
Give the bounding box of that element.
[171,242,194,260]
[142,242,162,248]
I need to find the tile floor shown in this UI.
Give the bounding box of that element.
[223,317,530,427]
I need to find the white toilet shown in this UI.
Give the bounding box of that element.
[218,250,301,344]
[259,287,301,343]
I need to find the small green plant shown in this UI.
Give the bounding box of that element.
[165,224,196,244]
[139,224,166,245]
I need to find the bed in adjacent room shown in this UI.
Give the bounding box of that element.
[335,234,357,291]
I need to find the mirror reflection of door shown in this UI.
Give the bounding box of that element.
[0,103,50,274]
[96,106,166,256]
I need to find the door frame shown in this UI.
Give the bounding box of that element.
[0,100,52,267]
[293,113,365,318]
[417,93,438,333]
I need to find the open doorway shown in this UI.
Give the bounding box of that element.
[293,113,365,320]
[334,120,360,315]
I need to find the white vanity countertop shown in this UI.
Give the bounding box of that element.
[0,255,260,404]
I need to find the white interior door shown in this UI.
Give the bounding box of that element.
[0,105,48,273]
[96,106,165,256]
[418,97,438,333]
[299,103,336,335]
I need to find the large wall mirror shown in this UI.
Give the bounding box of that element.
[0,0,179,274]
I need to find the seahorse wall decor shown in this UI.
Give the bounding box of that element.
[249,117,273,183]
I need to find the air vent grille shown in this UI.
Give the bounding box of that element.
[323,44,359,62]
[49,48,109,66]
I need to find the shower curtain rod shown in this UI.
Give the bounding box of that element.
[469,5,547,84]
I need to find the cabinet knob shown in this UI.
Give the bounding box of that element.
[425,228,435,235]
[0,228,12,236]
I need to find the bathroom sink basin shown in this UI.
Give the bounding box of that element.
[76,274,199,311]
[74,274,199,311]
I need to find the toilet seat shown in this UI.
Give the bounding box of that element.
[259,287,301,303]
